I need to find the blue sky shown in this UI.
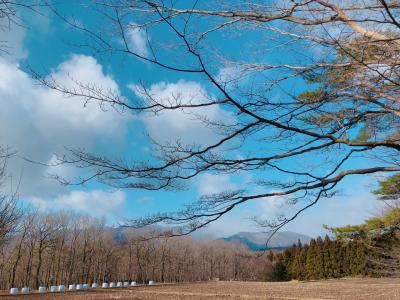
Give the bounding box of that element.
[0,2,386,238]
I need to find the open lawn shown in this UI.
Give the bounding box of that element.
[1,278,400,299]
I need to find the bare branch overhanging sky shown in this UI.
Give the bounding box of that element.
[0,0,395,237]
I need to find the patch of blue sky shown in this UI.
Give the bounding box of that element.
[8,1,385,236]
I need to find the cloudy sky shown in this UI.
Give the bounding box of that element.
[0,3,386,238]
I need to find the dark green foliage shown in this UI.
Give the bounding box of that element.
[267,250,274,263]
[268,176,400,281]
[373,173,400,201]
[269,259,290,281]
[305,239,318,279]
[268,236,368,281]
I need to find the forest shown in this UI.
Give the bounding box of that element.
[269,174,400,281]
[0,1,399,296]
[0,171,399,289]
[0,212,270,290]
[1,202,399,290]
[268,236,367,281]
[0,149,270,290]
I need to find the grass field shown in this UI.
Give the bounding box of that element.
[1,278,400,299]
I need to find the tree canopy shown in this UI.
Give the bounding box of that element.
[374,173,400,201]
[36,0,400,236]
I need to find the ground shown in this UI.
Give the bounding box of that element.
[1,278,400,299]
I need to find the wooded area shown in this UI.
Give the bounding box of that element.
[269,174,400,281]
[1,149,267,289]
[269,237,367,281]
[0,0,400,292]
[1,153,400,290]
[0,212,270,290]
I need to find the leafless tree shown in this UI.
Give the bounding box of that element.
[38,0,400,237]
[0,211,272,289]
[0,147,20,249]
[9,212,36,288]
[0,1,44,55]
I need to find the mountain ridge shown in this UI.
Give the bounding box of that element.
[219,231,312,251]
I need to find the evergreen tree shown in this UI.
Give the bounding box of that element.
[298,244,309,280]
[315,237,325,279]
[305,239,318,279]
[269,259,290,281]
[322,236,333,278]
[373,173,400,201]
[267,250,274,263]
[268,227,372,281]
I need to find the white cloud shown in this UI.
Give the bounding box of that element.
[126,23,148,57]
[0,5,53,63]
[0,55,129,198]
[194,172,386,238]
[217,65,248,85]
[131,80,235,146]
[197,173,237,196]
[203,189,384,238]
[287,193,383,236]
[0,17,27,62]
[195,208,250,239]
[253,195,289,216]
[27,189,126,219]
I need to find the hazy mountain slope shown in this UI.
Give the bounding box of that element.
[220,231,312,250]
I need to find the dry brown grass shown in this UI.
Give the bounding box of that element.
[1,278,400,300]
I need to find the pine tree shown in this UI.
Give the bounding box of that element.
[332,241,342,277]
[315,237,325,279]
[271,229,373,281]
[322,235,333,278]
[305,239,318,279]
[353,241,367,275]
[270,258,290,281]
[298,245,309,280]
[344,242,353,276]
[290,242,303,279]
[267,250,274,263]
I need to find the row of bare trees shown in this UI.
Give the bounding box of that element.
[0,210,270,290]
[0,147,20,250]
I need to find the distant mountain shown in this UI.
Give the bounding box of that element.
[220,231,312,251]
[112,225,167,244]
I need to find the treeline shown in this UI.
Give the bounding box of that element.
[268,237,367,281]
[269,209,400,281]
[267,174,400,281]
[0,211,271,290]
